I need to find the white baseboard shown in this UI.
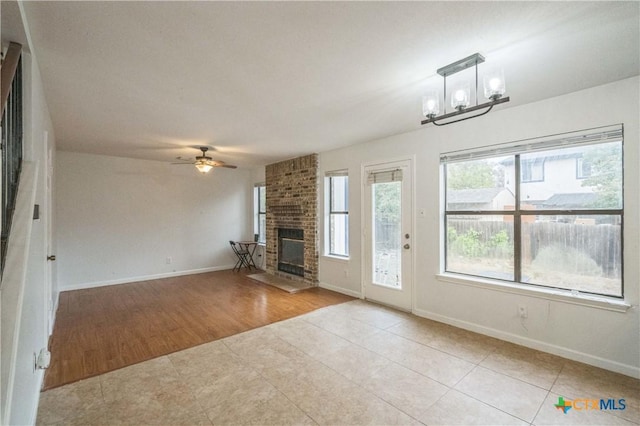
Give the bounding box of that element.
[59,264,236,292]
[319,281,362,298]
[412,307,640,379]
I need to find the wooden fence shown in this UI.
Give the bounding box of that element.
[447,219,621,278]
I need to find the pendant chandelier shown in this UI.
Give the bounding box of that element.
[421,53,509,126]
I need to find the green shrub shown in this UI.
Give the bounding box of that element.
[531,244,602,276]
[448,226,512,259]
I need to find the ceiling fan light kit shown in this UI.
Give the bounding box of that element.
[421,52,509,127]
[172,146,238,173]
[195,160,214,174]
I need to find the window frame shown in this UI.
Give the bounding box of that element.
[326,173,349,258]
[254,184,266,244]
[442,125,624,300]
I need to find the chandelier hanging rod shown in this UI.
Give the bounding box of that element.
[421,96,510,126]
[437,52,485,77]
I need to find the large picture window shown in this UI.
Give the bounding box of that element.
[442,125,623,298]
[326,172,349,257]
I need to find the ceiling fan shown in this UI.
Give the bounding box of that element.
[172,147,237,174]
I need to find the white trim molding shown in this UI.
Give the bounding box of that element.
[436,273,632,313]
[319,281,362,298]
[59,264,236,292]
[413,307,640,379]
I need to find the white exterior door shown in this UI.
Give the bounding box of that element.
[363,159,413,311]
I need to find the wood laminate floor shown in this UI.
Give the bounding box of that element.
[38,299,640,425]
[43,269,354,390]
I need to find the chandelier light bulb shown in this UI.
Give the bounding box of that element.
[422,91,440,118]
[484,69,506,100]
[451,84,470,110]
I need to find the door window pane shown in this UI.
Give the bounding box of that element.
[372,181,401,288]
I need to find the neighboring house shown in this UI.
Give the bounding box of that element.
[447,187,514,211]
[502,149,595,206]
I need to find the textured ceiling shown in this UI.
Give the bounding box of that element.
[16,1,640,168]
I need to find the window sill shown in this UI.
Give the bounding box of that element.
[322,255,349,263]
[436,273,631,313]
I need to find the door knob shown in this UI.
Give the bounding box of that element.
[403,244,410,249]
[47,255,56,261]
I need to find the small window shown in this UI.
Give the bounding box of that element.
[254,185,266,244]
[442,125,623,298]
[521,158,545,182]
[576,157,592,179]
[326,173,349,257]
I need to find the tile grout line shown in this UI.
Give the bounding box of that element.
[295,308,472,423]
[220,336,322,426]
[530,389,551,426]
[383,318,498,365]
[267,313,429,424]
[165,353,214,425]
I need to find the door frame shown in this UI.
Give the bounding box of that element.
[360,156,416,312]
[44,131,55,336]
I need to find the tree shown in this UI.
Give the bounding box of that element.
[447,161,495,190]
[581,143,622,209]
[374,182,401,222]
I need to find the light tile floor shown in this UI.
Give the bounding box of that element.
[37,300,639,425]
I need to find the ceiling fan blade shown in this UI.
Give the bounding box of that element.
[207,160,238,169]
[170,162,194,165]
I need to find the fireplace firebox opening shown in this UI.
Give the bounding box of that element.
[278,228,304,277]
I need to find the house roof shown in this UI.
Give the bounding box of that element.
[542,193,597,208]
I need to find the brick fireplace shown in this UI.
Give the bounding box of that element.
[265,154,318,286]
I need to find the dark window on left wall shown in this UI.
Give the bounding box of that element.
[254,185,266,243]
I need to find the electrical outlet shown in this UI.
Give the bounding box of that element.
[518,305,528,319]
[166,257,172,264]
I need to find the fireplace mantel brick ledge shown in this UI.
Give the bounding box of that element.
[265,154,319,286]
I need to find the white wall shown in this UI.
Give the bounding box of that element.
[0,46,57,425]
[318,76,640,377]
[56,152,254,290]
